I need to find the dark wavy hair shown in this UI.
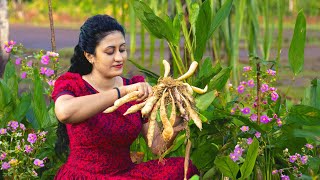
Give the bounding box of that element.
[55,14,125,157]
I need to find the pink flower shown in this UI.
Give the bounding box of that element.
[19,123,26,130]
[24,145,33,153]
[247,79,255,88]
[15,58,22,65]
[272,170,278,175]
[289,155,298,163]
[1,162,10,170]
[47,80,56,86]
[240,81,247,85]
[46,51,59,57]
[230,152,239,162]
[261,84,269,93]
[8,121,19,130]
[237,85,245,94]
[267,69,276,76]
[41,55,50,65]
[27,133,37,144]
[255,132,261,138]
[250,114,257,121]
[247,138,253,145]
[305,144,314,149]
[40,67,47,74]
[234,145,244,156]
[21,72,27,79]
[281,175,290,180]
[271,91,279,101]
[26,60,33,67]
[240,126,249,132]
[3,40,16,53]
[260,115,271,124]
[276,119,282,127]
[44,68,55,77]
[0,153,6,160]
[301,155,308,164]
[269,87,277,91]
[241,107,251,114]
[33,159,44,167]
[0,128,7,134]
[243,66,252,72]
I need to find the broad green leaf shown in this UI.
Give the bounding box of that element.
[189,2,200,32]
[170,133,185,152]
[14,92,31,122]
[0,80,12,108]
[288,10,306,75]
[195,90,217,111]
[191,142,218,171]
[189,175,200,180]
[309,79,320,109]
[214,156,239,179]
[286,105,320,126]
[293,127,320,142]
[194,0,212,60]
[240,138,259,179]
[208,67,232,91]
[32,69,49,129]
[209,0,234,38]
[3,60,16,83]
[309,157,320,174]
[202,166,215,180]
[128,59,159,85]
[195,59,222,88]
[172,14,182,44]
[231,115,265,133]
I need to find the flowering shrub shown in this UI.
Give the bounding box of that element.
[4,40,60,95]
[0,120,48,178]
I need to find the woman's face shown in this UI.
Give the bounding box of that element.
[88,31,127,78]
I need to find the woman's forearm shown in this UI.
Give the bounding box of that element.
[55,87,126,124]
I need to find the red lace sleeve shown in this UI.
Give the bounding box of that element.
[51,72,82,102]
[129,75,145,84]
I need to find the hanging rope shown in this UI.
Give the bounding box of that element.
[48,0,56,52]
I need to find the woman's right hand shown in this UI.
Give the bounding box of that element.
[123,82,153,101]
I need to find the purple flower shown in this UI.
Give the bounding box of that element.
[271,91,279,102]
[41,55,50,65]
[237,85,245,94]
[260,115,271,124]
[243,66,252,72]
[240,81,247,86]
[24,145,33,153]
[19,123,26,130]
[270,87,277,91]
[21,72,27,79]
[1,162,10,170]
[0,128,7,135]
[8,121,19,130]
[3,40,16,53]
[40,67,47,74]
[301,155,308,164]
[261,84,269,93]
[15,58,22,65]
[0,153,6,160]
[305,144,314,150]
[272,170,278,175]
[241,107,251,115]
[247,138,253,145]
[230,152,239,162]
[255,132,261,138]
[39,131,48,137]
[27,133,37,144]
[26,60,33,67]
[34,159,44,167]
[247,79,255,88]
[289,155,298,163]
[44,68,55,77]
[267,69,276,76]
[281,175,290,180]
[234,145,244,156]
[250,114,258,121]
[47,80,56,86]
[276,119,282,127]
[240,126,249,132]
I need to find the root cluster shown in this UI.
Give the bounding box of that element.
[104,60,208,147]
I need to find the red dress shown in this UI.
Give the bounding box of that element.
[52,72,198,180]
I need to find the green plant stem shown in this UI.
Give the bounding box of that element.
[168,43,186,76]
[256,62,261,125]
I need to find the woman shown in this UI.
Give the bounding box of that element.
[52,14,198,179]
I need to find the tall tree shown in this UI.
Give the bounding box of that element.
[0,0,9,77]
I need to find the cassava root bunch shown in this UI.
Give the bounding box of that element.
[103,60,208,147]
